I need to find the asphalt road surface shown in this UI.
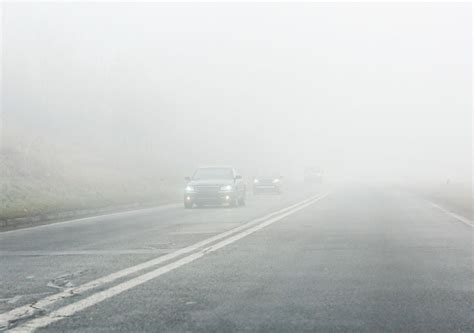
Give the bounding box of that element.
[0,186,472,332]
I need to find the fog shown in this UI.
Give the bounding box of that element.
[1,2,472,189]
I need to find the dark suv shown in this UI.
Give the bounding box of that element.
[184,166,246,208]
[253,175,283,194]
[304,167,323,184]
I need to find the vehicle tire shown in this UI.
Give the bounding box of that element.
[184,202,193,209]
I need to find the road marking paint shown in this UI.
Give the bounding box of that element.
[0,193,327,329]
[0,249,173,256]
[0,204,182,235]
[429,202,473,227]
[9,193,328,333]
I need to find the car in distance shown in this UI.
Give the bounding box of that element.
[184,166,246,208]
[253,175,283,194]
[304,167,323,184]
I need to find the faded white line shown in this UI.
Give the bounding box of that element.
[429,202,473,227]
[0,249,173,256]
[9,193,329,333]
[0,193,325,328]
[0,204,181,235]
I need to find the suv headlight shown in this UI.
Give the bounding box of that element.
[185,185,195,193]
[273,178,280,183]
[220,185,233,191]
[254,179,259,184]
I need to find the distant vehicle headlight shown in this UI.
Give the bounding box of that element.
[254,179,259,184]
[185,185,195,193]
[273,178,280,183]
[220,185,233,191]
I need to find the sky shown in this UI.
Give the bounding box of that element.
[1,2,472,183]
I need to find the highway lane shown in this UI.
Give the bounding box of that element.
[1,187,473,332]
[0,187,321,320]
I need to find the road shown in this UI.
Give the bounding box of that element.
[0,186,472,332]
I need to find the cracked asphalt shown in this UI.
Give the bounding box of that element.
[1,186,472,332]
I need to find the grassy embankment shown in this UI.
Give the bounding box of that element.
[0,147,181,221]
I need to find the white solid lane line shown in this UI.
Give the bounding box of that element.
[9,193,329,333]
[0,204,181,235]
[0,193,326,329]
[429,202,473,227]
[0,249,173,256]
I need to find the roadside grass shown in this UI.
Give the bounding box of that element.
[0,148,181,221]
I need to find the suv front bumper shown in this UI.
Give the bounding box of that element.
[184,192,236,206]
[253,184,281,193]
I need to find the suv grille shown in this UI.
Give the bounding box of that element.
[194,185,220,193]
[257,179,275,185]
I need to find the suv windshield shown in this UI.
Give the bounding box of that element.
[193,168,233,180]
